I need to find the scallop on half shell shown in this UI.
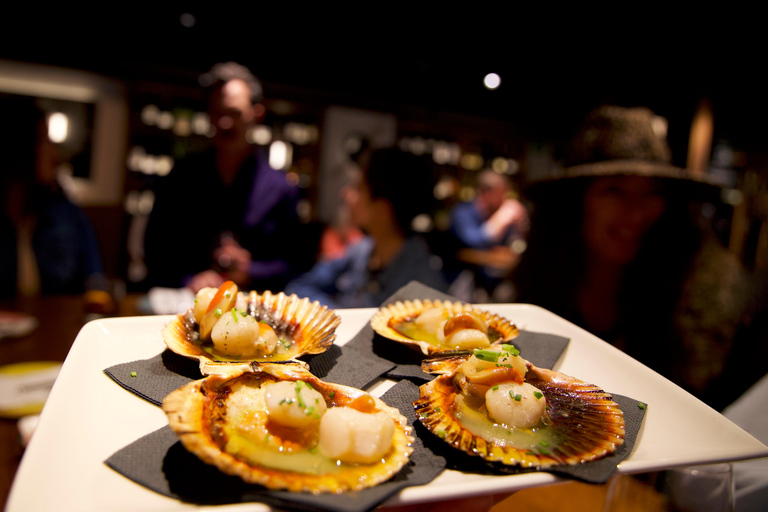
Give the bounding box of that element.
[370,299,519,355]
[163,288,340,375]
[162,363,414,494]
[414,351,625,468]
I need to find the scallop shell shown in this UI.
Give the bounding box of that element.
[413,354,625,468]
[163,290,340,375]
[162,363,414,494]
[370,299,519,355]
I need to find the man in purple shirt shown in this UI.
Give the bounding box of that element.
[144,62,302,293]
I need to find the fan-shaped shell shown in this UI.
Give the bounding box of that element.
[370,299,518,355]
[162,363,414,494]
[163,290,340,375]
[413,354,625,468]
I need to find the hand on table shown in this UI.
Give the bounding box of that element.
[186,270,225,294]
[484,199,529,243]
[214,237,252,287]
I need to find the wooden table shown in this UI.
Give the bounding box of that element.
[0,294,142,509]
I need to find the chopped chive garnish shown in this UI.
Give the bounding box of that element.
[492,385,499,390]
[329,391,335,398]
[434,406,442,413]
[224,292,231,298]
[437,430,447,439]
[539,448,550,455]
[130,371,137,377]
[231,309,238,322]
[309,447,318,454]
[265,434,272,442]
[315,398,319,404]
[193,298,198,303]
[513,393,522,401]
[295,382,306,408]
[540,441,549,447]
[474,349,500,362]
[638,402,646,410]
[534,391,544,399]
[214,308,223,317]
[501,344,520,356]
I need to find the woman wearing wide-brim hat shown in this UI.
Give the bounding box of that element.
[512,105,748,409]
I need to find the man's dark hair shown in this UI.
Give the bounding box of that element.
[199,62,263,104]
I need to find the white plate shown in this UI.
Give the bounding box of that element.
[7,305,768,511]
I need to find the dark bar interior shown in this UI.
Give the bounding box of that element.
[1,10,766,511]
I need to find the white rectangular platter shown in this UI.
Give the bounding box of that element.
[7,304,768,511]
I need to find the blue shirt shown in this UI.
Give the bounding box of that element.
[1,188,104,297]
[285,236,448,309]
[450,201,516,249]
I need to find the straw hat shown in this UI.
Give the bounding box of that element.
[525,105,719,197]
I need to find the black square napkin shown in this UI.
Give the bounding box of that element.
[105,380,445,512]
[104,350,200,406]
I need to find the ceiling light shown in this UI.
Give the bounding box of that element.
[483,73,501,90]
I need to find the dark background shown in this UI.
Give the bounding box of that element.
[2,8,766,281]
[4,8,764,159]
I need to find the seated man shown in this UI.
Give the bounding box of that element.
[450,170,527,251]
[448,170,528,298]
[143,62,302,294]
[285,148,447,308]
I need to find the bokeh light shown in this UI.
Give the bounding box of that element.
[483,73,501,90]
[48,112,68,143]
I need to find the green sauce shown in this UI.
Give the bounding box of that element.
[201,340,296,362]
[392,321,440,345]
[226,434,341,475]
[453,397,557,452]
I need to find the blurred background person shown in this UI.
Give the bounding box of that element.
[0,99,105,298]
[446,169,529,301]
[143,62,302,294]
[513,105,748,408]
[317,206,364,262]
[285,147,447,308]
[451,169,528,251]
[316,140,366,262]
